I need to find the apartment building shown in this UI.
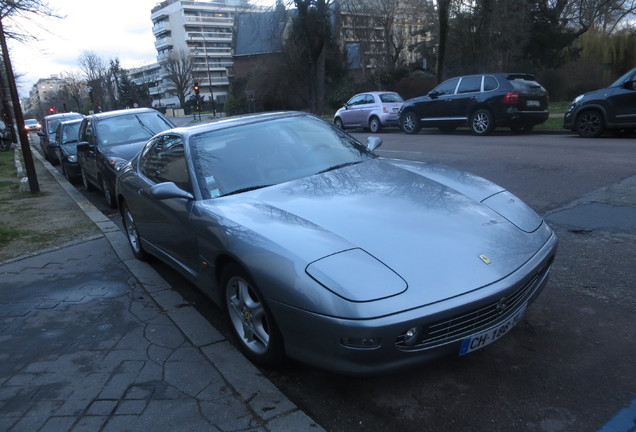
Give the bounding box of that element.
[149,0,249,108]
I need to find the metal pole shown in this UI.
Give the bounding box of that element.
[0,18,39,193]
[201,28,215,116]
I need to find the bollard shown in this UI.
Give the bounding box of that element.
[19,177,29,192]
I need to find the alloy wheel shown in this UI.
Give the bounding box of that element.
[576,111,603,138]
[226,275,270,356]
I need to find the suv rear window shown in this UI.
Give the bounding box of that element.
[506,75,543,91]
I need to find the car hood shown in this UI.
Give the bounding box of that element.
[102,141,147,161]
[200,159,553,316]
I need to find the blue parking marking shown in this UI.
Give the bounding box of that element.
[597,397,636,432]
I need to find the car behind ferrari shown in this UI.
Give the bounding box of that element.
[116,111,557,375]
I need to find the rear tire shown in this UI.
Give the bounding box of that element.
[369,116,382,133]
[575,110,603,138]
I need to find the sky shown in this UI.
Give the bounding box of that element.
[6,0,166,98]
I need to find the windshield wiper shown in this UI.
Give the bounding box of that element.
[136,116,157,136]
[316,161,361,175]
[222,184,274,197]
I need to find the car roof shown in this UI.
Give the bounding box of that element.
[58,118,83,127]
[88,108,159,121]
[158,111,313,140]
[44,113,83,120]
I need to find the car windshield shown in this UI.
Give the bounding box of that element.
[97,112,173,146]
[379,93,403,103]
[25,119,38,126]
[61,122,81,144]
[610,68,636,87]
[47,115,82,133]
[190,115,374,199]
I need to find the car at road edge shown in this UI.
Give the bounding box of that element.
[334,91,404,133]
[563,66,636,138]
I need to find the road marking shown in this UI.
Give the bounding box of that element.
[597,397,636,432]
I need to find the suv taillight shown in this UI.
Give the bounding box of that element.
[503,92,519,104]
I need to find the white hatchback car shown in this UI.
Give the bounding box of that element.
[334,91,404,133]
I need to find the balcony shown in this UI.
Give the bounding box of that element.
[154,37,173,50]
[152,21,171,36]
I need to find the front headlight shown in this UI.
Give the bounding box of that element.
[573,94,583,104]
[106,156,128,172]
[67,155,77,163]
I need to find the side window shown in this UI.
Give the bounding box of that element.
[364,94,375,104]
[457,76,482,94]
[79,120,95,145]
[140,135,191,192]
[348,95,365,106]
[484,76,499,91]
[432,78,460,96]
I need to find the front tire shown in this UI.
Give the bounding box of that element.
[102,177,116,209]
[121,202,148,261]
[369,116,382,133]
[334,118,344,130]
[223,264,284,366]
[400,111,421,134]
[470,109,494,135]
[575,110,604,138]
[81,167,95,191]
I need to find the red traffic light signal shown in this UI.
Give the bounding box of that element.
[49,107,56,113]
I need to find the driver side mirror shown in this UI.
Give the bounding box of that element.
[428,90,440,99]
[366,136,382,152]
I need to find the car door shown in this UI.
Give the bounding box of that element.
[418,77,460,124]
[607,74,636,126]
[340,94,366,127]
[135,134,199,276]
[77,118,99,183]
[452,76,483,120]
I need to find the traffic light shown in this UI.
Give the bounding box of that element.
[49,107,56,113]
[193,82,200,95]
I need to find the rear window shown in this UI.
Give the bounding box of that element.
[379,93,403,103]
[506,75,544,92]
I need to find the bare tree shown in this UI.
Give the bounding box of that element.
[78,50,108,112]
[62,71,86,112]
[163,49,193,109]
[292,0,333,113]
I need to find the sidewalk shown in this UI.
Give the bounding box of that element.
[0,146,322,431]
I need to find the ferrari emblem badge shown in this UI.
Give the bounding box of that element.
[479,254,492,265]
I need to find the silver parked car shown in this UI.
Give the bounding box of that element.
[334,91,403,133]
[116,111,557,375]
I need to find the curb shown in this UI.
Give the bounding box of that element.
[26,143,323,431]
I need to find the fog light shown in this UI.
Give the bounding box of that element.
[341,337,381,349]
[403,326,421,346]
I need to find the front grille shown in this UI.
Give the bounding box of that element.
[395,258,553,351]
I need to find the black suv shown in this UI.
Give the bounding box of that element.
[399,73,549,135]
[564,67,636,138]
[77,108,174,208]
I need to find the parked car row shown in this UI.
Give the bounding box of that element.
[334,67,636,138]
[35,108,175,208]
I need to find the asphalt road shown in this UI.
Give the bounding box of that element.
[65,126,636,432]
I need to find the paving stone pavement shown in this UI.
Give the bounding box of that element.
[0,146,323,432]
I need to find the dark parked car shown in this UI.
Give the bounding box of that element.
[399,73,550,135]
[0,120,13,152]
[564,67,636,138]
[77,108,174,208]
[333,91,404,133]
[38,112,84,164]
[54,119,83,183]
[116,111,557,375]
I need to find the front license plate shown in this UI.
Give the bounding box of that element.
[459,304,527,355]
[526,100,540,107]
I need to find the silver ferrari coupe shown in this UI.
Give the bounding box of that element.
[116,111,558,375]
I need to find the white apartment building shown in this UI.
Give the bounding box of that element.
[149,0,249,108]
